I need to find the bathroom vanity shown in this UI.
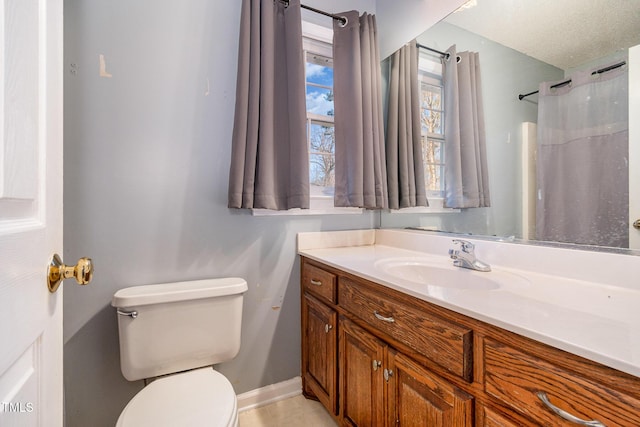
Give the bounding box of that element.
[298,229,640,426]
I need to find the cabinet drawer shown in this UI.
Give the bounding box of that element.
[339,277,473,381]
[476,405,523,427]
[302,262,337,303]
[484,338,640,426]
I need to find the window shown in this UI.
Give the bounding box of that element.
[391,50,457,214]
[305,49,335,198]
[298,23,360,214]
[252,22,360,215]
[418,52,446,198]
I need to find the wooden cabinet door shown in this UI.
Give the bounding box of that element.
[387,350,473,427]
[340,317,386,427]
[302,294,338,414]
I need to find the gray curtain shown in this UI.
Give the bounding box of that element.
[443,45,490,209]
[332,11,388,209]
[228,0,308,210]
[385,40,428,210]
[536,62,629,247]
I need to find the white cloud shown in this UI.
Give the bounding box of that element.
[306,63,327,79]
[306,91,333,115]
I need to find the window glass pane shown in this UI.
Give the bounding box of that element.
[422,137,443,164]
[421,109,442,135]
[310,153,335,188]
[422,138,444,194]
[306,86,334,116]
[309,122,335,155]
[309,121,335,192]
[420,82,443,135]
[306,53,333,86]
[424,164,444,193]
[420,82,442,108]
[305,47,335,198]
[418,55,446,198]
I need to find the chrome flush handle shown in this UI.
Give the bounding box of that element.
[117,309,138,319]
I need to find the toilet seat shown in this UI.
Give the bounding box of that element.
[116,367,238,427]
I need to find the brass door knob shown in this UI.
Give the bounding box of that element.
[634,219,640,230]
[47,254,94,293]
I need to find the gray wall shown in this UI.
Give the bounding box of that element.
[380,22,564,238]
[375,0,466,59]
[63,1,375,425]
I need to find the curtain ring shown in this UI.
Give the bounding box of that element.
[456,55,462,64]
[338,16,348,27]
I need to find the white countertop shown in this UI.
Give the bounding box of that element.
[298,229,640,378]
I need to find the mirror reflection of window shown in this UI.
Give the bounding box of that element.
[418,53,445,198]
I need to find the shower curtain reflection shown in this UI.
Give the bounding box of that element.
[536,62,629,247]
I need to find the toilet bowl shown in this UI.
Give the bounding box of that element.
[112,278,247,426]
[116,368,237,427]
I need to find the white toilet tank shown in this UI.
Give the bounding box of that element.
[111,278,247,381]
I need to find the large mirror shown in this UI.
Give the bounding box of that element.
[380,0,640,253]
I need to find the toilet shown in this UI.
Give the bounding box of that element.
[111,277,248,427]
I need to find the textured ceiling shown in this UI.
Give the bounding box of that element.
[443,0,640,70]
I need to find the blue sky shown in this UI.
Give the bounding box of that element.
[306,62,334,116]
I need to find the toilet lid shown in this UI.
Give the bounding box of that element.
[116,367,237,427]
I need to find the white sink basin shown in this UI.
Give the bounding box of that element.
[374,257,529,291]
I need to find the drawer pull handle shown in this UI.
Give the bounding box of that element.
[310,279,322,286]
[536,392,606,427]
[374,311,395,323]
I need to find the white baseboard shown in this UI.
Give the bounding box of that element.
[237,376,302,412]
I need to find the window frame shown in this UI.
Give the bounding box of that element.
[389,49,459,214]
[252,21,362,216]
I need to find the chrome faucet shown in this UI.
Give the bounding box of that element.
[448,239,491,272]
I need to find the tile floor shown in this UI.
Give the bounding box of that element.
[239,394,338,426]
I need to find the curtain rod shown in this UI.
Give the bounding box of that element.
[417,43,451,60]
[518,61,627,101]
[280,1,347,26]
[301,4,347,26]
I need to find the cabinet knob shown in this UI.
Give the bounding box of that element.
[384,368,394,382]
[372,360,382,371]
[324,324,333,333]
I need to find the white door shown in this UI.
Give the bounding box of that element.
[0,0,64,425]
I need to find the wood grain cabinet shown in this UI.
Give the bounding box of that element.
[339,316,473,427]
[300,257,640,426]
[483,338,640,426]
[302,294,337,414]
[476,404,529,427]
[301,259,339,414]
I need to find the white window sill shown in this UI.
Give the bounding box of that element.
[388,198,460,214]
[251,207,364,216]
[252,198,459,216]
[251,197,363,216]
